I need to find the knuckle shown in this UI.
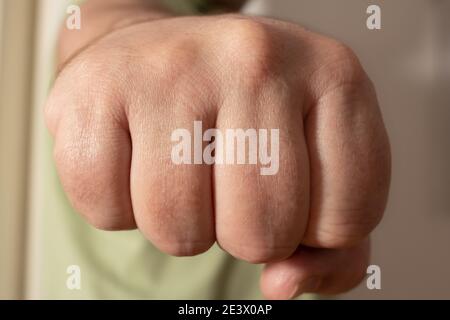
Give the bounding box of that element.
[63,48,128,103]
[314,40,371,95]
[139,40,217,113]
[46,52,126,133]
[328,42,364,75]
[222,17,269,49]
[219,17,277,84]
[153,43,210,99]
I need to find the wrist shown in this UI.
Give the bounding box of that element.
[57,1,173,68]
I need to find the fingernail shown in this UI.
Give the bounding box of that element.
[288,277,321,299]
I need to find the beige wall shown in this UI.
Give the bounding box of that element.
[26,0,71,299]
[0,0,69,299]
[0,0,36,299]
[244,0,450,299]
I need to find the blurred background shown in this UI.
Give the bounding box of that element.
[0,0,449,299]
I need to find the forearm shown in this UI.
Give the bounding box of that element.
[58,0,172,67]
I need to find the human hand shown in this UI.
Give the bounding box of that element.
[45,14,390,299]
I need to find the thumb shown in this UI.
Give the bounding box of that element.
[260,239,370,300]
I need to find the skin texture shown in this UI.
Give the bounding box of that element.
[45,1,391,299]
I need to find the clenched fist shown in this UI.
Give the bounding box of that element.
[45,4,390,299]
